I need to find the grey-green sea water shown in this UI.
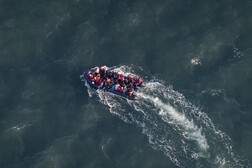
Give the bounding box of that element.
[1,0,252,167]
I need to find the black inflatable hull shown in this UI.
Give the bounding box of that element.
[81,72,137,100]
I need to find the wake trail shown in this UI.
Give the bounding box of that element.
[137,92,209,152]
[84,65,250,168]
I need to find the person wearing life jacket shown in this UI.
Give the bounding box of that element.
[93,73,101,85]
[106,77,111,84]
[128,76,134,85]
[118,74,124,86]
[105,77,110,86]
[89,73,94,80]
[104,77,111,89]
[114,73,120,80]
[117,86,123,93]
[94,78,99,85]
[137,78,142,86]
[119,74,124,83]
[98,80,103,88]
[100,66,107,78]
[128,82,133,89]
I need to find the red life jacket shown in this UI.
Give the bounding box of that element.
[89,74,94,79]
[137,79,142,84]
[117,86,123,92]
[98,80,103,86]
[94,79,99,84]
[120,77,124,83]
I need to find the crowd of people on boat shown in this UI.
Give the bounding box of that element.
[87,66,142,97]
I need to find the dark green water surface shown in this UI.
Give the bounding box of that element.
[1,0,252,167]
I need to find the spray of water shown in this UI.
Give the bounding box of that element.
[138,92,209,152]
[83,65,250,168]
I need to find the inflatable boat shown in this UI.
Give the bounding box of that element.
[80,66,143,100]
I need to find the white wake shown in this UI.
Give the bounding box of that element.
[83,65,249,168]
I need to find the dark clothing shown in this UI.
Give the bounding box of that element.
[89,67,142,97]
